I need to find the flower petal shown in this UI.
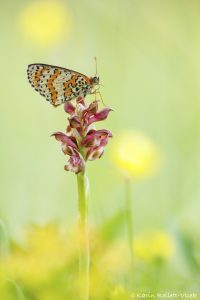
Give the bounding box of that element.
[51,132,78,149]
[64,150,84,174]
[68,116,81,128]
[82,129,112,147]
[86,146,104,161]
[88,108,113,125]
[87,100,99,114]
[76,96,86,106]
[64,102,75,115]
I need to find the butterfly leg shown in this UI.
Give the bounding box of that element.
[91,88,107,107]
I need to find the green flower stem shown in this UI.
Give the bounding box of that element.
[77,169,90,300]
[125,177,134,267]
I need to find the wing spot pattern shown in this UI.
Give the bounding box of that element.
[47,69,61,105]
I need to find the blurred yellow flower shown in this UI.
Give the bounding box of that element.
[1,224,113,299]
[2,224,75,286]
[89,268,110,300]
[100,240,129,274]
[134,230,175,262]
[111,130,161,179]
[18,0,71,47]
[110,284,129,300]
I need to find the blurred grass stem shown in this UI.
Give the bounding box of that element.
[77,170,90,300]
[0,219,9,257]
[125,177,134,267]
[6,279,26,300]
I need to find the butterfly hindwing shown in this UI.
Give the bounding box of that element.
[27,64,92,106]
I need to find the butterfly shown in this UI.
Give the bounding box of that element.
[27,63,100,107]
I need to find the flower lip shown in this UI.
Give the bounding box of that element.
[51,132,78,149]
[87,107,113,125]
[86,146,104,161]
[68,116,81,128]
[64,149,84,174]
[82,129,112,147]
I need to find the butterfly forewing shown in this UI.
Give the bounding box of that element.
[27,64,92,106]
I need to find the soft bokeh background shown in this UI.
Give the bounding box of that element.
[1,0,200,298]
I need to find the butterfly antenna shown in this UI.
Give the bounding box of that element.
[94,57,98,76]
[93,58,107,106]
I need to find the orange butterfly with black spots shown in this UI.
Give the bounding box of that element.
[27,64,100,107]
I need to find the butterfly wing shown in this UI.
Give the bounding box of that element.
[27,64,92,106]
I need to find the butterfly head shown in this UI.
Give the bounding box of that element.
[91,76,100,86]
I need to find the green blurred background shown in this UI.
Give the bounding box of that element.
[0,0,200,269]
